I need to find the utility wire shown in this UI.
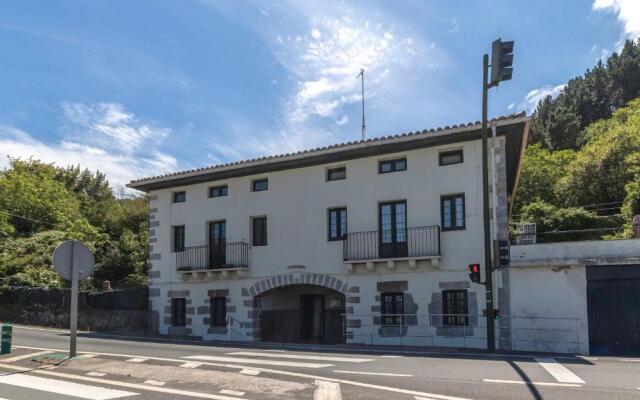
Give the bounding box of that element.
[0,210,58,227]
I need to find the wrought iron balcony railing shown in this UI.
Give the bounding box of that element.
[176,241,249,272]
[343,225,441,261]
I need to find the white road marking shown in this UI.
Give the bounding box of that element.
[0,363,245,400]
[183,355,333,368]
[239,369,260,376]
[220,389,245,396]
[622,359,640,362]
[180,362,203,368]
[228,352,372,363]
[143,380,166,386]
[534,358,585,384]
[87,372,107,377]
[1,350,53,363]
[314,380,342,400]
[483,378,582,388]
[0,373,138,399]
[11,345,472,400]
[333,370,413,377]
[416,397,447,400]
[125,358,147,363]
[381,355,403,358]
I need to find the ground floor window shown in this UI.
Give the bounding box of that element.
[442,289,468,326]
[210,296,227,327]
[381,292,404,326]
[171,298,186,327]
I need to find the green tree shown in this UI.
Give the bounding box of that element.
[513,144,576,212]
[528,39,640,150]
[558,98,640,207]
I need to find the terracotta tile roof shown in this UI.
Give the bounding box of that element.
[128,111,527,189]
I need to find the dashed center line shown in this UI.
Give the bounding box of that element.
[144,380,166,386]
[180,362,203,369]
[183,355,333,369]
[239,369,260,376]
[220,389,245,396]
[125,357,147,363]
[227,352,372,363]
[483,378,582,388]
[333,370,413,377]
[534,358,585,384]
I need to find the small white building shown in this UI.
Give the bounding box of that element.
[129,112,640,355]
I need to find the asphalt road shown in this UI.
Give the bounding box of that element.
[1,325,639,400]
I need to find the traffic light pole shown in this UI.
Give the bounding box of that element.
[482,53,496,352]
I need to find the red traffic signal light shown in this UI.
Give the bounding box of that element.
[468,263,481,283]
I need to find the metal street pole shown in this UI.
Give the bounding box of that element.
[70,241,78,358]
[482,53,496,352]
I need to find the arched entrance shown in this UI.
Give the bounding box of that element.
[255,284,346,344]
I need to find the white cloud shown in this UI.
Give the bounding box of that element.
[0,103,178,193]
[519,84,566,113]
[593,0,640,48]
[279,17,419,125]
[199,1,439,163]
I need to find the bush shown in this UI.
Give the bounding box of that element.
[514,201,625,242]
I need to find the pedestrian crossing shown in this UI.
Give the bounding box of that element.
[1,346,596,399]
[0,374,138,399]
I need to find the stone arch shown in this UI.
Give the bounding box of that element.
[244,272,350,343]
[248,272,349,298]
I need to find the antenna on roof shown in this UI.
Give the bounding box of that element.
[357,68,366,140]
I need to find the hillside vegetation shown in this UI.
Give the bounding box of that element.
[514,39,640,239]
[0,159,148,288]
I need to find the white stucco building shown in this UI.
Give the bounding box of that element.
[128,110,640,356]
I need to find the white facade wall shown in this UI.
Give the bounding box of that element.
[146,137,513,348]
[508,265,588,354]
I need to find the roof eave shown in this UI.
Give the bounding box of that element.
[128,115,529,193]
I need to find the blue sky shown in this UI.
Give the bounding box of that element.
[0,0,638,191]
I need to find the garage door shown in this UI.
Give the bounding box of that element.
[587,265,640,356]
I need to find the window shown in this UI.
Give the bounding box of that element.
[381,292,404,326]
[172,191,186,203]
[378,158,407,174]
[252,216,267,246]
[439,149,463,166]
[326,166,346,181]
[171,298,186,327]
[208,185,228,198]
[252,178,268,192]
[441,194,465,231]
[210,296,227,327]
[328,208,348,240]
[172,225,185,252]
[442,290,468,326]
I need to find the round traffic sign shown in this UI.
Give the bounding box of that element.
[52,240,95,281]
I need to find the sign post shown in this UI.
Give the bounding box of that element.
[52,240,94,358]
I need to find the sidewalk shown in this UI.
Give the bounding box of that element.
[13,324,586,360]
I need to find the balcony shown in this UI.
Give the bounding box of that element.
[176,241,249,279]
[343,225,441,271]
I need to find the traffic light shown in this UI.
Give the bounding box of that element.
[490,38,514,86]
[494,309,500,320]
[468,263,481,284]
